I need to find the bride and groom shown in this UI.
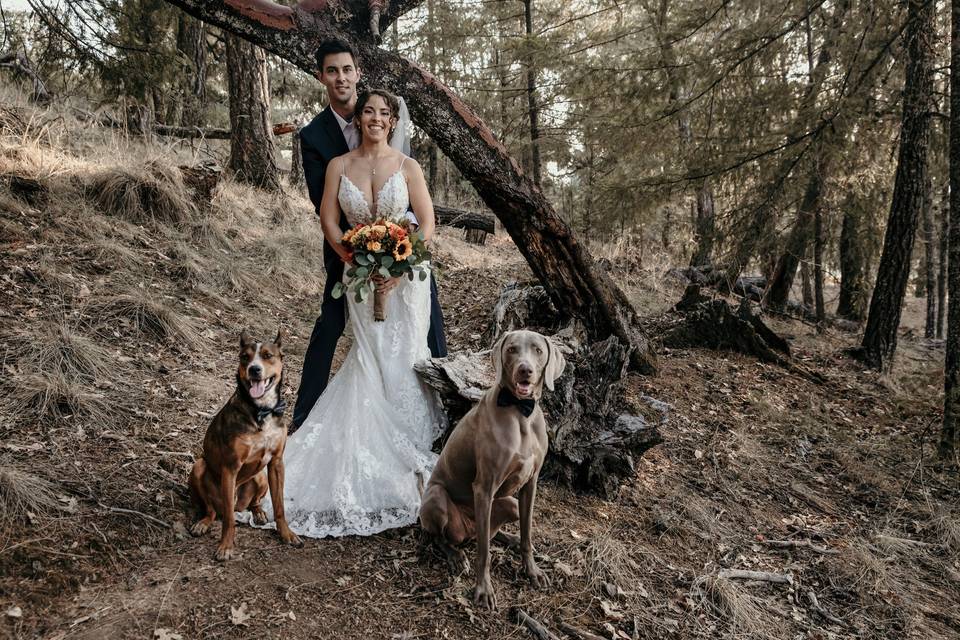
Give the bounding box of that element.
[257,40,448,538]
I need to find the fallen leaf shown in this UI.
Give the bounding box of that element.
[230,602,252,626]
[600,599,625,621]
[153,629,182,640]
[6,606,22,618]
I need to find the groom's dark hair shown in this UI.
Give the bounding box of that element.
[315,39,359,70]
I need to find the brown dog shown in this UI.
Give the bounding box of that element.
[188,329,303,560]
[419,329,566,609]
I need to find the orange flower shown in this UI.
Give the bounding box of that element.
[342,228,357,244]
[388,223,407,241]
[393,238,413,261]
[367,240,382,252]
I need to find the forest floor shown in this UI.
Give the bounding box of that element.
[1,99,958,640]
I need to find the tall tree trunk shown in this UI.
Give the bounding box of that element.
[176,13,207,128]
[225,32,280,191]
[923,175,937,338]
[523,0,543,188]
[939,187,949,339]
[725,0,851,287]
[801,255,814,308]
[860,0,936,370]
[290,126,304,188]
[690,181,716,267]
[162,0,657,373]
[943,0,960,459]
[814,204,825,323]
[837,206,867,320]
[764,155,828,311]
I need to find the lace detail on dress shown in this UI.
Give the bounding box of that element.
[337,157,409,226]
[243,162,445,540]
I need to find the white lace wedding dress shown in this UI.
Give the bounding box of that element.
[253,156,445,538]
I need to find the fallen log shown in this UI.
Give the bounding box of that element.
[178,162,222,207]
[434,204,495,242]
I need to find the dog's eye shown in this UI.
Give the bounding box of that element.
[535,347,543,354]
[507,346,518,354]
[262,352,273,360]
[240,354,250,362]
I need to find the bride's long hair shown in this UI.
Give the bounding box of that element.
[353,88,401,143]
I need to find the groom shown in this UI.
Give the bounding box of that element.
[291,39,448,432]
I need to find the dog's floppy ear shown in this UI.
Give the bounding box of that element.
[239,329,254,349]
[491,331,509,386]
[274,326,284,349]
[543,336,566,391]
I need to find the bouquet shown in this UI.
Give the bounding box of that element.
[331,217,431,321]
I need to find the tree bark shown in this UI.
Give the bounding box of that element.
[225,31,281,191]
[837,206,867,321]
[942,0,960,459]
[725,0,851,287]
[764,155,828,312]
[290,126,304,188]
[162,0,657,374]
[690,180,716,267]
[860,0,936,371]
[176,13,208,128]
[814,204,825,324]
[938,187,948,339]
[522,0,543,188]
[923,175,937,338]
[801,251,814,308]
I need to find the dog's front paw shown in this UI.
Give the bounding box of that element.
[190,519,212,537]
[251,507,268,526]
[474,576,497,610]
[277,524,303,548]
[524,559,551,589]
[214,544,237,561]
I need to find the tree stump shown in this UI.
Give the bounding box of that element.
[178,162,221,209]
[417,283,665,498]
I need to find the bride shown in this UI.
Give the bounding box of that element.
[260,89,445,538]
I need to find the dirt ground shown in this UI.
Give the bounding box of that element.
[1,101,958,640]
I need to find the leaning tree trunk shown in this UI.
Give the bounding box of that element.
[860,0,936,371]
[764,153,828,312]
[176,13,208,128]
[942,0,960,459]
[163,0,657,374]
[225,31,281,191]
[290,126,304,188]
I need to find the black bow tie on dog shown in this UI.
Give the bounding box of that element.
[496,388,536,417]
[255,399,286,424]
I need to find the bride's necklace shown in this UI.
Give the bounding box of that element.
[358,151,392,177]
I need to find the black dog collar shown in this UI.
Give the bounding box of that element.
[496,388,536,418]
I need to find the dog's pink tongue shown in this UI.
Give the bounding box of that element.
[249,380,266,398]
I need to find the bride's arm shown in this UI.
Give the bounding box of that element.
[320,159,352,262]
[405,160,436,242]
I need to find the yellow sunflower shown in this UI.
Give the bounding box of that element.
[393,238,413,261]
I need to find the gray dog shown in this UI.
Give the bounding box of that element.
[419,329,566,609]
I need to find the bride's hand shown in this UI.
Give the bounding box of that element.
[373,274,401,294]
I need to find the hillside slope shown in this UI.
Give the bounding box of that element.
[1,100,957,640]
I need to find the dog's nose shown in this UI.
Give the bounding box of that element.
[248,365,263,378]
[517,363,533,379]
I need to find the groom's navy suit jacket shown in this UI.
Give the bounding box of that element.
[292,106,448,430]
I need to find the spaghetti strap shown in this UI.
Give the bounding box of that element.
[399,156,406,171]
[340,158,346,176]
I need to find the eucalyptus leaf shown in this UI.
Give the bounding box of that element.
[419,270,428,281]
[332,282,344,299]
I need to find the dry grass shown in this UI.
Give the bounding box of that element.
[90,288,199,346]
[88,160,195,227]
[690,574,775,637]
[0,463,59,527]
